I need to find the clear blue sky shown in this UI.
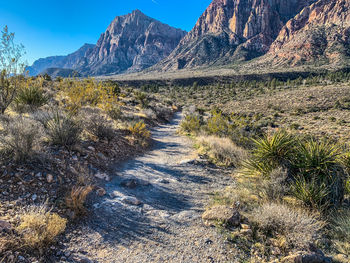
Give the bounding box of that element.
[0,0,212,65]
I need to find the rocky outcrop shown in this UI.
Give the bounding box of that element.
[27,44,94,76]
[28,10,186,77]
[266,0,350,67]
[157,0,316,70]
[78,10,186,76]
[202,205,241,227]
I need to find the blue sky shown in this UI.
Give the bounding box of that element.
[0,0,212,65]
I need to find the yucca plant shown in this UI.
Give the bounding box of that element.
[291,176,330,210]
[242,130,296,177]
[294,139,345,208]
[296,139,341,179]
[341,151,350,175]
[38,111,82,148]
[15,85,47,109]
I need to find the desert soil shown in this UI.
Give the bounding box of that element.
[64,112,236,263]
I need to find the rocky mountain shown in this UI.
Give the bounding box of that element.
[28,10,186,76]
[265,0,350,67]
[27,44,94,76]
[157,0,317,70]
[78,10,186,76]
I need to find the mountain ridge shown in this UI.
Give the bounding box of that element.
[27,10,186,77]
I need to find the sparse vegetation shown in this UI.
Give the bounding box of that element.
[0,116,42,162]
[39,110,82,148]
[250,203,324,250]
[65,185,93,217]
[16,204,67,250]
[128,121,151,147]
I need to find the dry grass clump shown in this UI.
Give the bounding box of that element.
[0,116,42,162]
[258,167,288,200]
[198,136,248,167]
[332,209,350,256]
[36,110,82,148]
[85,114,115,143]
[249,203,324,250]
[15,204,67,249]
[128,121,151,147]
[65,185,93,217]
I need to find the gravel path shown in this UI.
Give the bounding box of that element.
[65,112,236,263]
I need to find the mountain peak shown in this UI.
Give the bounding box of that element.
[132,9,144,15]
[157,0,319,70]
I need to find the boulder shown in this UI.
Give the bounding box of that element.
[202,205,241,227]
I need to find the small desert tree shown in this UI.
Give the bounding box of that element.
[0,25,26,113]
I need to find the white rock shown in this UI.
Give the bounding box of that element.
[121,196,142,206]
[95,172,110,181]
[46,174,54,183]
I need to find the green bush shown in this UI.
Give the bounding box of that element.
[293,140,345,208]
[180,114,201,134]
[243,130,296,177]
[243,130,347,210]
[86,114,115,143]
[38,111,82,148]
[14,85,47,110]
[206,111,229,136]
[134,91,149,108]
[291,176,330,210]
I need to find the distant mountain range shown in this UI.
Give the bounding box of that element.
[27,10,186,76]
[28,0,350,77]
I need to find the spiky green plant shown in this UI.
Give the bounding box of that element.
[291,176,330,210]
[341,151,350,175]
[15,85,47,108]
[38,111,82,148]
[242,130,296,177]
[294,139,345,208]
[296,139,341,179]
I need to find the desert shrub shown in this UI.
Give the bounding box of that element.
[291,176,330,211]
[38,111,82,148]
[134,91,149,108]
[128,121,151,147]
[332,210,350,256]
[294,140,345,208]
[206,110,229,136]
[154,105,173,122]
[250,203,324,250]
[341,151,350,175]
[259,167,288,200]
[180,114,201,134]
[243,130,296,177]
[0,26,25,114]
[143,108,157,119]
[198,136,247,167]
[85,114,115,143]
[16,204,67,249]
[0,117,42,162]
[61,78,118,114]
[65,185,93,217]
[107,104,122,120]
[0,234,19,254]
[14,84,47,111]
